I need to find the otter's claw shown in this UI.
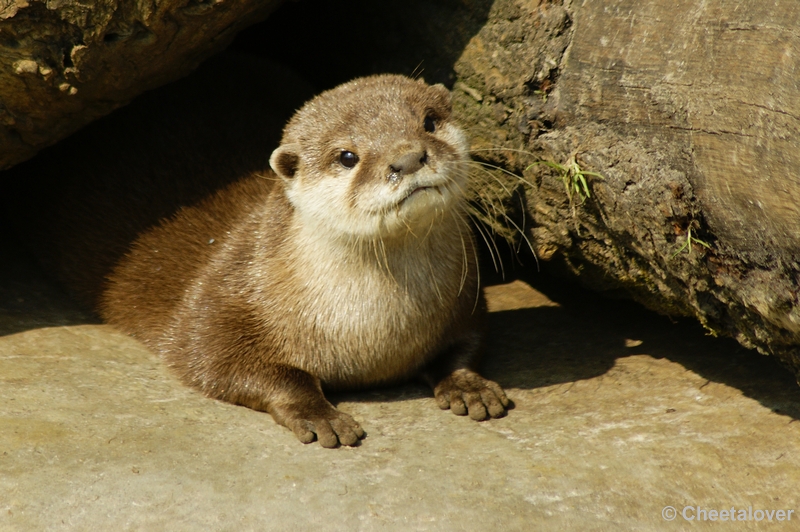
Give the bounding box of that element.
[433,369,509,420]
[272,402,365,448]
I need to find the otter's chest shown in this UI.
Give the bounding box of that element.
[275,259,467,388]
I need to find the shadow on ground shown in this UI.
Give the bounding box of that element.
[336,265,800,425]
[0,230,96,336]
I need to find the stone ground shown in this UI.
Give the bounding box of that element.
[2,234,800,531]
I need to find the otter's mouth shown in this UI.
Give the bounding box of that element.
[399,185,441,205]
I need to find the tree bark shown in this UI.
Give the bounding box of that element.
[0,0,284,170]
[452,0,800,375]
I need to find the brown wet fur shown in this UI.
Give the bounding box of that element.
[3,58,509,447]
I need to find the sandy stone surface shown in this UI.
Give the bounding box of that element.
[2,237,800,531]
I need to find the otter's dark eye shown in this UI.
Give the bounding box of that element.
[339,150,359,168]
[424,114,436,133]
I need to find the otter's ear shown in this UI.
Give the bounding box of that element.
[430,83,452,101]
[270,144,301,180]
[429,83,453,116]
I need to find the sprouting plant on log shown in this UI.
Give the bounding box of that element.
[671,227,711,258]
[529,155,604,205]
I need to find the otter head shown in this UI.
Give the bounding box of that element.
[269,75,469,241]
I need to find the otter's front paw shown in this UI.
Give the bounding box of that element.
[433,369,509,421]
[272,402,365,448]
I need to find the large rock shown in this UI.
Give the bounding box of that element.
[0,0,284,169]
[449,0,800,376]
[3,233,800,529]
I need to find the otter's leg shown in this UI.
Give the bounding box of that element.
[422,332,510,421]
[217,363,364,448]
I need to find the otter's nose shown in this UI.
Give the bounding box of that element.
[388,150,428,181]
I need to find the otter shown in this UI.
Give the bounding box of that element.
[4,63,509,447]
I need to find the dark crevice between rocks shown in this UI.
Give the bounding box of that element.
[230,0,493,90]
